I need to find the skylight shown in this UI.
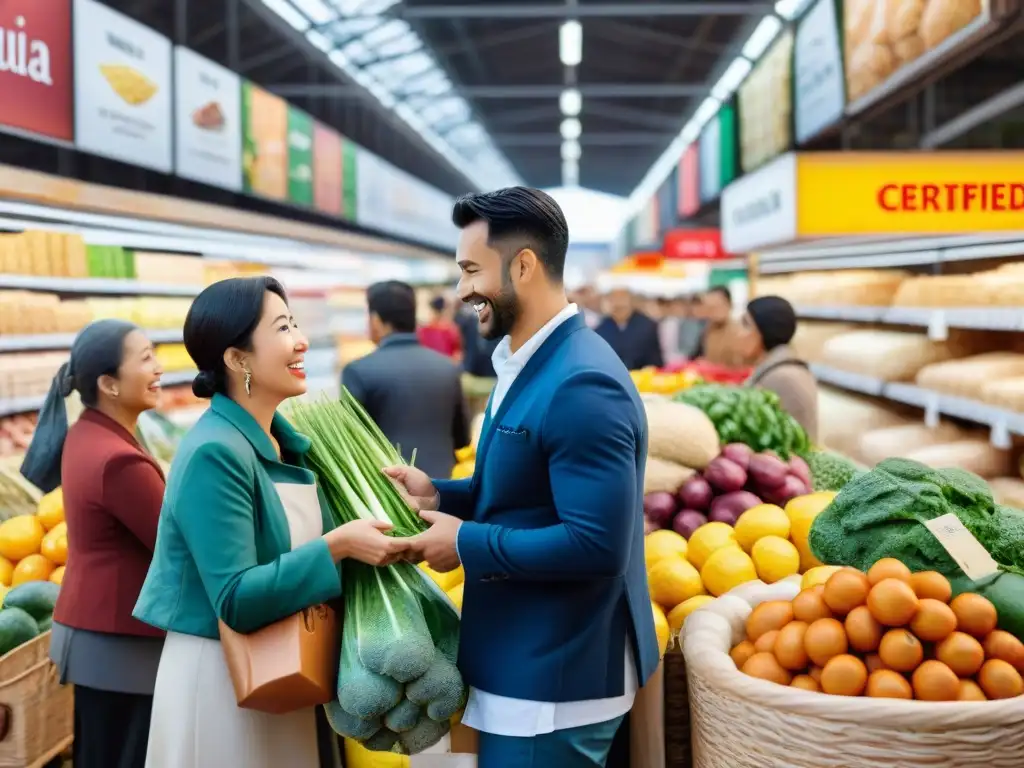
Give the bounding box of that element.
[262,0,522,192]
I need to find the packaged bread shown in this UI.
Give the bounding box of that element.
[988,477,1024,509]
[857,422,967,466]
[819,330,963,381]
[979,377,1024,413]
[791,322,857,362]
[818,386,910,460]
[903,439,1013,479]
[916,353,1024,399]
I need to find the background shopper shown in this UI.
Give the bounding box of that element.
[21,319,166,768]
[595,287,664,370]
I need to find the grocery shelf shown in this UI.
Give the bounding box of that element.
[0,395,45,418]
[811,364,1024,449]
[0,328,184,352]
[797,306,1024,339]
[0,274,202,297]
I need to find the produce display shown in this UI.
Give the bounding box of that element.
[809,458,1024,640]
[288,394,465,755]
[732,563,1022,700]
[674,385,810,458]
[630,367,702,396]
[0,581,60,655]
[802,450,864,492]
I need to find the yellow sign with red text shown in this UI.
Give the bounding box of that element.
[797,152,1024,238]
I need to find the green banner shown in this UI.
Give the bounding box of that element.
[709,267,747,288]
[342,139,359,220]
[287,106,314,206]
[719,101,739,187]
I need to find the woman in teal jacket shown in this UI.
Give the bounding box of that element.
[134,277,407,768]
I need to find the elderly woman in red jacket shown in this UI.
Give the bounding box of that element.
[21,319,166,768]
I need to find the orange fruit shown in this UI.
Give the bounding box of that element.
[0,556,13,587]
[804,618,848,667]
[866,669,912,699]
[908,571,952,602]
[49,566,64,586]
[935,632,985,677]
[741,652,792,686]
[978,659,1024,700]
[878,629,923,672]
[0,516,45,561]
[950,593,998,638]
[40,532,68,566]
[746,601,794,642]
[912,660,960,702]
[866,578,919,627]
[820,655,868,697]
[866,558,911,586]
[11,554,55,586]
[823,568,870,616]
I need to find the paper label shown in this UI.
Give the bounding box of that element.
[924,513,1001,580]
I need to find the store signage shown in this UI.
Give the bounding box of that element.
[657,168,677,236]
[738,29,794,174]
[720,153,798,253]
[342,137,358,220]
[287,106,313,206]
[663,228,727,260]
[719,102,739,187]
[73,0,172,172]
[797,152,1024,238]
[677,144,700,217]
[0,0,73,142]
[173,47,242,191]
[313,123,342,217]
[794,0,844,144]
[699,114,722,203]
[241,81,287,200]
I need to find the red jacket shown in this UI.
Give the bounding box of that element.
[54,409,165,638]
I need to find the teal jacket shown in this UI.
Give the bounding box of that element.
[133,394,342,639]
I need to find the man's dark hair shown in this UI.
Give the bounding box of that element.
[367,280,417,333]
[706,285,732,304]
[451,186,569,281]
[429,295,446,313]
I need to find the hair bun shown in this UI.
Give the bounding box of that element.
[192,370,217,399]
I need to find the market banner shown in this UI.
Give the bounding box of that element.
[720,153,798,253]
[241,81,288,200]
[173,46,242,191]
[287,106,314,206]
[677,144,700,217]
[719,101,739,188]
[656,167,677,236]
[794,0,844,144]
[342,137,358,220]
[313,123,343,217]
[663,228,728,260]
[738,29,794,174]
[0,0,73,143]
[699,114,722,203]
[73,0,172,172]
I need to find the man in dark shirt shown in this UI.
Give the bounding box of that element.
[594,288,664,370]
[455,304,499,378]
[342,281,470,479]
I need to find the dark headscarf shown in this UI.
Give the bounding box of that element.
[20,320,138,493]
[747,295,797,352]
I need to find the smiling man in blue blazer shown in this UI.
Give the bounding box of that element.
[386,187,659,768]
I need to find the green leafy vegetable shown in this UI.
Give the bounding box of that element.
[804,450,864,492]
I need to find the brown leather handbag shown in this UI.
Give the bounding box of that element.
[218,603,339,714]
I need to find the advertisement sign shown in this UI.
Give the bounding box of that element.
[794,0,844,143]
[677,144,700,217]
[635,194,660,247]
[342,138,358,220]
[657,168,677,236]
[173,47,242,191]
[738,29,794,173]
[0,0,73,142]
[663,229,727,260]
[699,115,722,203]
[796,151,1024,238]
[719,101,739,188]
[73,0,172,172]
[720,153,798,253]
[287,106,313,206]
[241,81,287,200]
[313,123,342,217]
[845,1,986,105]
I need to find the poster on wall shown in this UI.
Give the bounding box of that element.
[287,106,313,206]
[794,0,844,143]
[0,0,74,143]
[313,123,342,217]
[241,81,287,200]
[738,29,794,174]
[173,47,242,191]
[73,0,172,172]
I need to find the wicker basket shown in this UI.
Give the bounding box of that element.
[0,632,73,768]
[682,578,1024,768]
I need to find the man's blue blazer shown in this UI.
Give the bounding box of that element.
[433,312,660,702]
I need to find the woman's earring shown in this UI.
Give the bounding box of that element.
[244,368,252,397]
[112,389,119,398]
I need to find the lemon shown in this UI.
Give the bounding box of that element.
[644,529,688,571]
[801,565,843,590]
[686,522,738,570]
[785,492,837,571]
[652,601,671,657]
[647,556,705,608]
[667,594,715,635]
[733,504,790,552]
[701,546,758,597]
[751,536,800,583]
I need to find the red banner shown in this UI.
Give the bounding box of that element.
[677,145,700,217]
[662,228,728,260]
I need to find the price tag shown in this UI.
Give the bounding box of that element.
[924,513,1000,581]
[991,418,1011,450]
[924,392,940,428]
[927,310,948,341]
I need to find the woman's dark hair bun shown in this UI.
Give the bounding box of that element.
[192,370,218,399]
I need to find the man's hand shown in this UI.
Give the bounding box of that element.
[382,465,438,511]
[406,510,462,572]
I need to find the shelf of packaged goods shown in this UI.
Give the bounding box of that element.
[797,307,1024,339]
[0,274,203,296]
[811,364,1024,449]
[0,328,184,352]
[160,369,198,388]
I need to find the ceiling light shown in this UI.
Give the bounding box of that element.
[559,20,583,67]
[561,159,579,187]
[692,96,721,128]
[560,88,582,117]
[560,117,582,141]
[742,15,783,59]
[561,139,582,161]
[711,57,753,100]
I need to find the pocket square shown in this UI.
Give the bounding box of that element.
[495,425,530,437]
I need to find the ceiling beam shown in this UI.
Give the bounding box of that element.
[493,132,676,147]
[389,3,771,20]
[269,83,705,99]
